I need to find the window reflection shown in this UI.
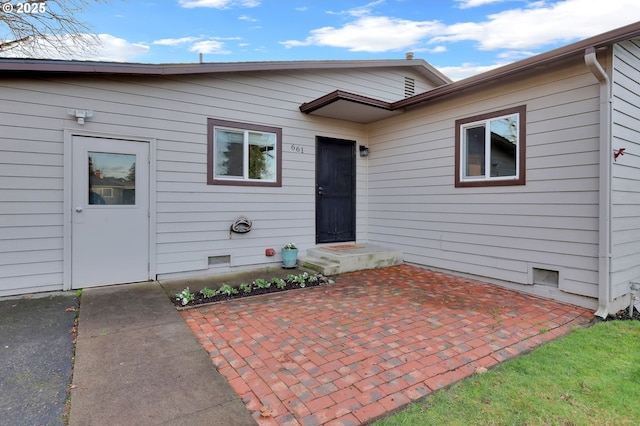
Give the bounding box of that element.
[465,126,485,177]
[248,131,276,180]
[490,115,517,177]
[215,129,244,177]
[462,114,518,179]
[214,127,276,181]
[88,152,136,205]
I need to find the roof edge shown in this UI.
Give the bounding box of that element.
[0,57,449,81]
[299,90,393,114]
[394,20,640,110]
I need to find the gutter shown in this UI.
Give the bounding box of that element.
[585,47,613,319]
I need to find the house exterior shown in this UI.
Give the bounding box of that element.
[0,58,449,295]
[1,22,639,317]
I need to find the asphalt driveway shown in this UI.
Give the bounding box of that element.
[0,293,78,426]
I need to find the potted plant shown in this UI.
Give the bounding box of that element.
[281,242,298,269]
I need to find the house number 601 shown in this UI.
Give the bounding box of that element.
[290,144,304,154]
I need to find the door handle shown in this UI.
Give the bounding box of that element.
[75,206,84,212]
[317,186,324,195]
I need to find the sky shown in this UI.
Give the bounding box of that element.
[4,0,640,80]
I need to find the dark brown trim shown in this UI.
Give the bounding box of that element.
[298,21,640,120]
[454,105,526,188]
[0,58,451,84]
[299,90,393,114]
[207,118,282,187]
[395,22,640,111]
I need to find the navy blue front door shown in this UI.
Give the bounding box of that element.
[316,137,356,244]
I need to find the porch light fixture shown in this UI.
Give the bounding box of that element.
[68,109,94,125]
[359,145,369,157]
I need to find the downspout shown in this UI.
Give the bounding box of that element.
[585,47,613,319]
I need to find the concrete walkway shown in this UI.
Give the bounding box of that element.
[181,265,594,425]
[69,281,255,425]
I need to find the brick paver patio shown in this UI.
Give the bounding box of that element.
[180,265,593,425]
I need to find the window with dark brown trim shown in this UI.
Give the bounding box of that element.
[207,118,282,187]
[455,105,526,188]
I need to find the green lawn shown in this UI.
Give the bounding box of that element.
[375,321,640,425]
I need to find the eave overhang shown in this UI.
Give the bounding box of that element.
[0,57,452,81]
[299,90,402,124]
[300,20,640,124]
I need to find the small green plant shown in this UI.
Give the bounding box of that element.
[254,278,270,289]
[200,287,217,298]
[273,277,287,289]
[283,242,297,250]
[176,287,195,305]
[217,283,238,296]
[294,272,308,287]
[174,272,322,306]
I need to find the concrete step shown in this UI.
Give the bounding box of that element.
[300,244,403,276]
[298,256,342,276]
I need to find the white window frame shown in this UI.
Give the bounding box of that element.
[455,105,526,188]
[460,113,519,182]
[213,126,278,182]
[207,118,282,188]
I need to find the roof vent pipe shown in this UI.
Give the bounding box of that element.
[405,52,414,60]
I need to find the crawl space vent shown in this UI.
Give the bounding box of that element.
[532,267,559,287]
[208,255,230,266]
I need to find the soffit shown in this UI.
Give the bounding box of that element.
[304,99,402,123]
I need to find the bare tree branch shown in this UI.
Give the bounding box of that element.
[0,0,107,58]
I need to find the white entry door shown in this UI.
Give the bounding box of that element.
[71,136,150,288]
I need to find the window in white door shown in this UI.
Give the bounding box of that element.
[88,152,136,205]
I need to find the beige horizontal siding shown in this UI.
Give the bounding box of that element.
[611,40,640,296]
[367,57,601,300]
[0,64,428,294]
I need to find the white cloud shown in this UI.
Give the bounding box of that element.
[437,63,503,81]
[281,16,444,52]
[178,0,259,9]
[281,0,640,78]
[496,50,537,61]
[435,0,640,50]
[0,33,149,62]
[151,36,240,55]
[94,34,150,61]
[239,15,257,22]
[326,0,385,17]
[427,45,447,54]
[189,40,231,54]
[455,0,509,9]
[153,36,200,46]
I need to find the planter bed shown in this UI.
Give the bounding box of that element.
[172,271,330,309]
